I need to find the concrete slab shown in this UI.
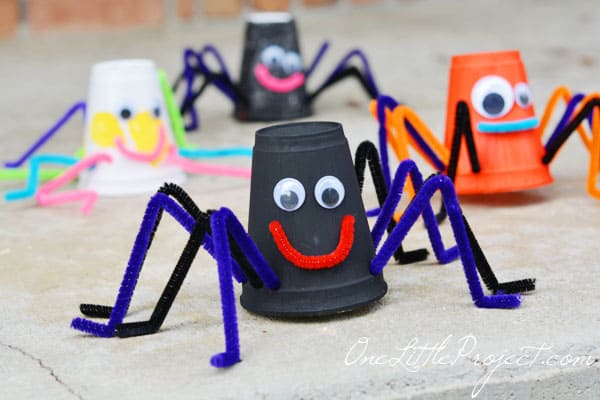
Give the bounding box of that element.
[1,1,599,399]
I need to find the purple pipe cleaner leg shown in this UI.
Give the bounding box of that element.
[544,97,600,164]
[220,208,279,290]
[544,93,584,152]
[209,209,242,368]
[404,120,447,171]
[376,95,399,188]
[181,48,200,131]
[304,41,330,79]
[326,49,379,95]
[71,192,196,337]
[202,234,248,284]
[371,160,458,264]
[371,174,521,309]
[115,217,209,338]
[436,177,521,308]
[199,45,237,103]
[5,101,85,168]
[177,46,238,131]
[208,207,280,368]
[308,48,379,102]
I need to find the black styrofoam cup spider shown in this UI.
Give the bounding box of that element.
[71,121,534,368]
[172,12,379,130]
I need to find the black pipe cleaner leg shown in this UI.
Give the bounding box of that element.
[116,217,210,338]
[80,304,112,319]
[436,101,481,224]
[355,141,429,264]
[309,66,378,103]
[79,183,206,320]
[543,97,600,164]
[461,215,536,294]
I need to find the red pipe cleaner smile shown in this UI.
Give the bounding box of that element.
[268,215,355,270]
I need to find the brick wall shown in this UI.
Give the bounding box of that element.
[27,0,165,32]
[0,0,384,38]
[0,0,19,37]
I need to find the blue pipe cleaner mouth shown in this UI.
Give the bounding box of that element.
[477,117,539,134]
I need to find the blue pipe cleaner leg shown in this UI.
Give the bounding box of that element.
[178,147,253,159]
[371,174,522,309]
[71,191,197,337]
[5,154,79,201]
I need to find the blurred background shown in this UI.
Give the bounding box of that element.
[1,0,378,36]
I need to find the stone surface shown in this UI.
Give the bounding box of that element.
[1,1,599,399]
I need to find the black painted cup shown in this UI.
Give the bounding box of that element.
[241,121,387,317]
[234,13,311,122]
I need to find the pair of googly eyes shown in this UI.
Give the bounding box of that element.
[273,176,345,212]
[118,106,162,120]
[260,45,303,75]
[471,75,533,119]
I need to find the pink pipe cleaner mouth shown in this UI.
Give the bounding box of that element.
[115,125,168,163]
[254,64,305,93]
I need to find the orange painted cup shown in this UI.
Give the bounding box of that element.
[444,50,552,194]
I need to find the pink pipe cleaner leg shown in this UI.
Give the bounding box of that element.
[36,190,99,215]
[35,153,112,214]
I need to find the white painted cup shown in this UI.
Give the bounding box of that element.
[80,59,185,196]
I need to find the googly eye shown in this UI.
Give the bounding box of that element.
[314,176,345,209]
[260,45,285,70]
[471,75,514,119]
[514,82,533,109]
[283,52,302,74]
[273,178,305,212]
[153,105,161,118]
[119,107,132,120]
